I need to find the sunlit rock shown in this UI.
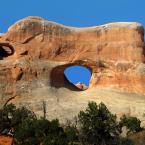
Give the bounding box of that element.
[0,16,145,124]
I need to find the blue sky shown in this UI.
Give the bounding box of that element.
[64,66,91,86]
[0,0,145,86]
[0,0,145,32]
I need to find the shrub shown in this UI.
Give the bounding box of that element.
[78,102,121,145]
[14,118,50,145]
[0,104,15,134]
[65,125,79,143]
[68,141,82,145]
[14,118,68,145]
[119,115,143,134]
[0,104,36,135]
[0,102,138,145]
[42,134,67,145]
[119,137,135,145]
[42,119,68,145]
[108,137,135,145]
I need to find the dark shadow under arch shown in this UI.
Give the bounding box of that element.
[50,61,92,91]
[0,42,14,60]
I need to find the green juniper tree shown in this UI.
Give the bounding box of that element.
[78,102,121,145]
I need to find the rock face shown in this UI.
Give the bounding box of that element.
[0,16,145,123]
[0,135,13,145]
[75,82,88,90]
[2,16,144,62]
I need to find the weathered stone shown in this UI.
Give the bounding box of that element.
[75,82,88,90]
[0,135,13,145]
[0,16,145,124]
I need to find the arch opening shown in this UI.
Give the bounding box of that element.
[0,44,14,60]
[64,65,91,90]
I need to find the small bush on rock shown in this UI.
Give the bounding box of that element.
[78,102,121,145]
[119,115,143,134]
[14,118,68,145]
[0,104,36,134]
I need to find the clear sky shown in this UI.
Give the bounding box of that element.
[0,0,145,32]
[64,66,91,86]
[0,0,145,86]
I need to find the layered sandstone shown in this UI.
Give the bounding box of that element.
[75,82,88,90]
[0,135,13,145]
[0,16,145,124]
[1,16,144,62]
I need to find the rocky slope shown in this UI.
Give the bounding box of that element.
[0,16,145,124]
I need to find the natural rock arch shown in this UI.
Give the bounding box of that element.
[50,61,93,91]
[0,16,145,124]
[0,42,14,59]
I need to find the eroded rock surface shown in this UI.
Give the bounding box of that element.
[0,135,13,145]
[0,16,145,123]
[75,82,88,90]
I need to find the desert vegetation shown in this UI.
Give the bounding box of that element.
[0,102,144,145]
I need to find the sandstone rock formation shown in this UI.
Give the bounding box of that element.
[0,16,145,124]
[0,135,13,145]
[75,82,88,90]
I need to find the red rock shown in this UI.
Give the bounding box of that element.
[0,16,145,123]
[75,82,88,90]
[0,135,13,145]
